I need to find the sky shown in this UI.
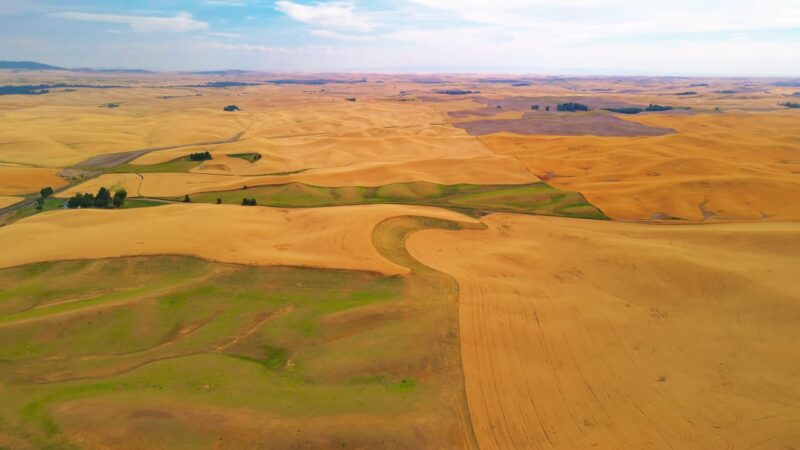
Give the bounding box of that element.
[1,0,799,75]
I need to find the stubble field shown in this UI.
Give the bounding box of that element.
[1,71,798,449]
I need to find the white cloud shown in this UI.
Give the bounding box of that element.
[207,31,245,39]
[211,42,291,53]
[310,29,376,41]
[406,0,800,36]
[54,11,208,33]
[275,1,379,32]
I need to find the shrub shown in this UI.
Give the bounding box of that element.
[223,105,241,112]
[241,198,257,206]
[645,104,673,112]
[189,151,212,161]
[183,195,191,203]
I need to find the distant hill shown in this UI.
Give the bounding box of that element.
[183,70,252,76]
[0,61,66,71]
[71,68,156,74]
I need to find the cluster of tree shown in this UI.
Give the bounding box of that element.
[241,198,258,206]
[690,83,709,87]
[66,187,126,209]
[223,105,241,112]
[531,105,540,111]
[189,151,212,161]
[34,186,54,210]
[676,91,698,96]
[604,104,674,114]
[557,102,590,112]
[780,102,800,109]
[435,90,479,95]
[345,97,357,102]
[715,90,737,94]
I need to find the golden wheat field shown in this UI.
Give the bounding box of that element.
[1,70,799,449]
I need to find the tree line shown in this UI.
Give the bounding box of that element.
[604,104,674,114]
[66,187,127,209]
[557,102,590,112]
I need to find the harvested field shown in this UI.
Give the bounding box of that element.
[58,156,538,198]
[1,72,799,449]
[482,111,800,221]
[454,112,676,137]
[0,166,66,195]
[407,214,800,450]
[74,132,243,169]
[0,195,23,208]
[0,203,477,275]
[130,125,490,177]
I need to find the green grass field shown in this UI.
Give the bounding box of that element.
[187,181,607,219]
[112,156,202,174]
[0,216,480,449]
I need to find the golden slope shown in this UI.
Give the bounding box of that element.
[0,203,477,275]
[407,214,800,449]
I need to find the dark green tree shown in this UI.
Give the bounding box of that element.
[40,187,54,199]
[93,187,111,208]
[557,102,590,112]
[67,193,83,209]
[216,198,222,204]
[183,194,191,203]
[113,189,127,208]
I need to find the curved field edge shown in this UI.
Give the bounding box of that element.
[0,214,485,449]
[184,181,608,220]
